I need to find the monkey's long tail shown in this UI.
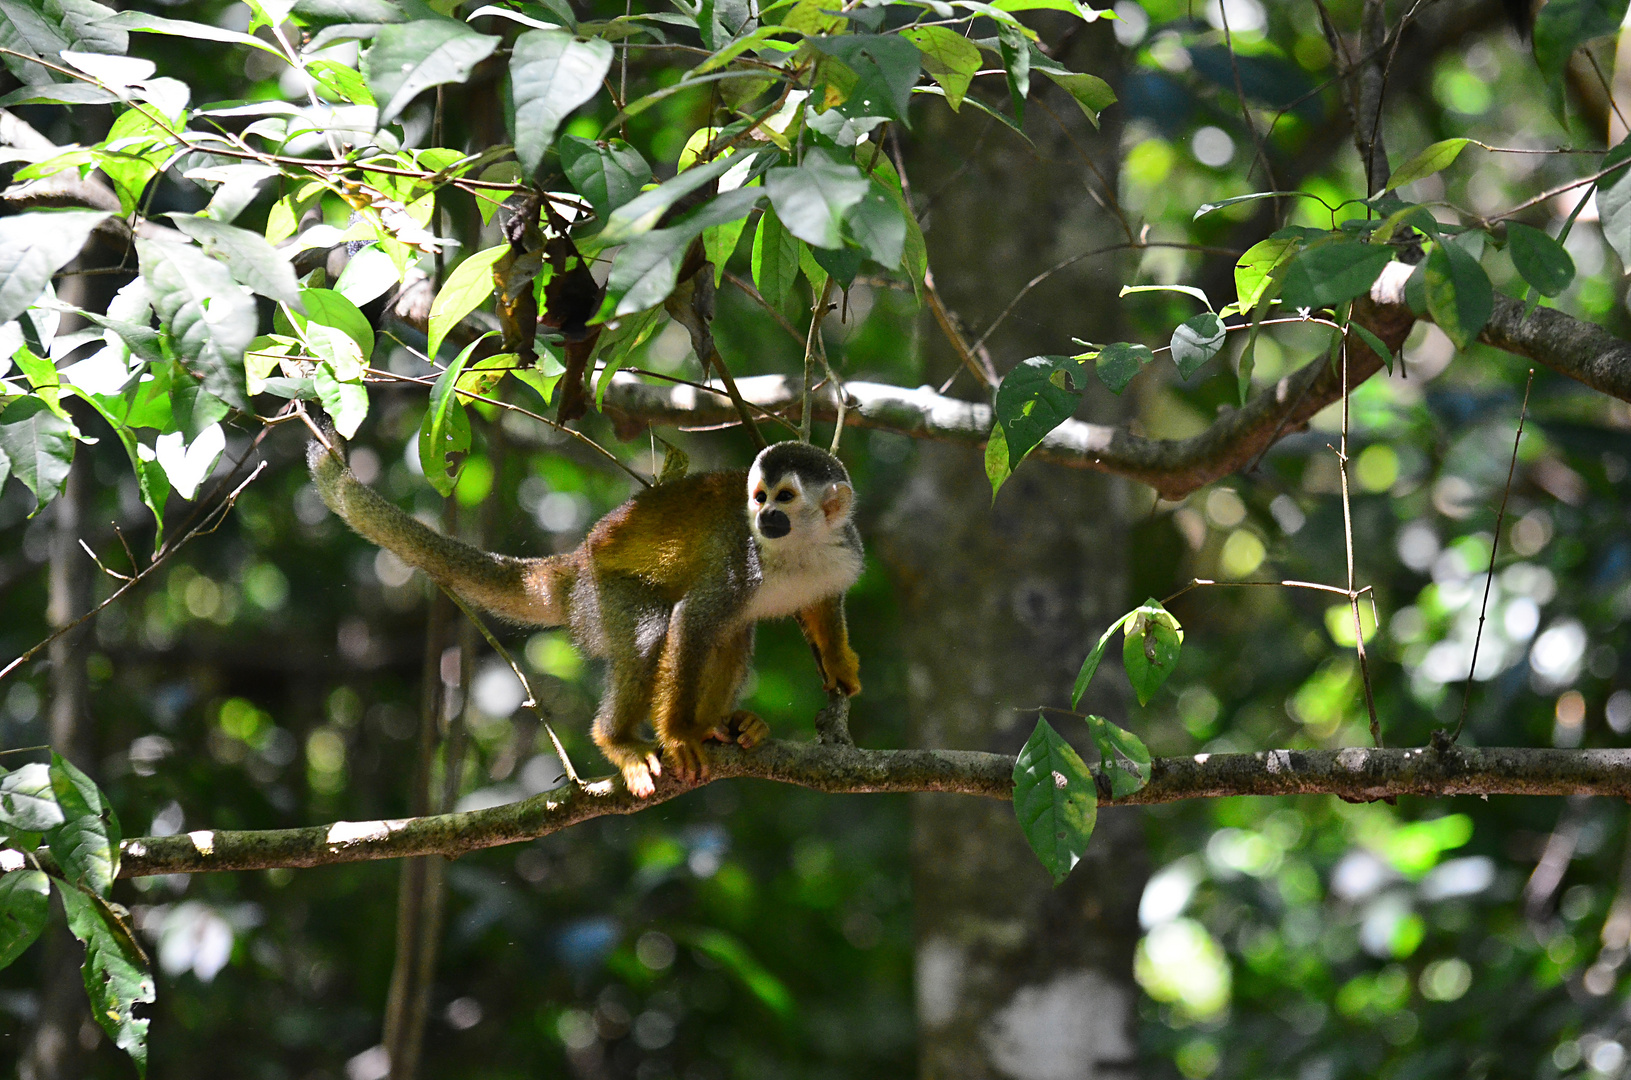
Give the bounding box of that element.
[307,440,573,627]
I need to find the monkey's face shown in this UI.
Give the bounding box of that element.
[746,463,854,548]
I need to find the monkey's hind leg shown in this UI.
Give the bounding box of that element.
[591,579,669,797]
[698,627,768,751]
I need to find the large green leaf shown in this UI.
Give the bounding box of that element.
[1233,235,1299,311]
[137,238,257,409]
[601,188,763,317]
[1039,69,1115,126]
[366,19,500,126]
[1013,716,1097,885]
[98,8,279,54]
[1277,240,1394,312]
[596,153,742,247]
[992,354,1085,473]
[0,870,49,971]
[1385,137,1471,191]
[1122,599,1183,706]
[899,25,978,110]
[1593,135,1631,267]
[166,214,302,308]
[0,210,109,323]
[996,22,1029,123]
[1506,222,1575,298]
[751,208,799,309]
[843,180,907,270]
[766,150,870,250]
[0,396,75,511]
[1533,0,1630,120]
[0,762,64,832]
[426,243,508,359]
[558,136,651,223]
[297,287,374,370]
[0,0,126,86]
[509,29,613,177]
[59,884,155,1077]
[1424,239,1493,350]
[805,34,921,123]
[44,754,120,898]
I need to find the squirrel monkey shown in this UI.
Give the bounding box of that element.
[308,438,863,797]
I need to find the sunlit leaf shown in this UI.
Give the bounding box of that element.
[899,25,979,111]
[1071,611,1134,708]
[752,208,800,308]
[1385,137,1471,191]
[1085,715,1151,798]
[59,884,154,1077]
[419,333,488,496]
[167,214,303,308]
[1424,239,1493,350]
[1123,599,1183,706]
[138,238,257,409]
[0,397,75,511]
[0,870,49,971]
[426,243,508,359]
[366,19,500,126]
[766,150,870,250]
[0,763,64,832]
[45,754,120,898]
[1170,312,1226,380]
[1092,341,1153,394]
[509,29,613,176]
[1013,716,1097,885]
[0,211,109,323]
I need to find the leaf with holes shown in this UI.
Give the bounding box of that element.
[992,354,1085,481]
[1092,341,1153,394]
[1123,599,1183,706]
[59,884,154,1077]
[1013,715,1097,885]
[1171,312,1226,380]
[366,20,499,126]
[510,29,613,177]
[418,334,488,496]
[1084,715,1151,798]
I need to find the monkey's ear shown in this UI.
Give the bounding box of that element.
[821,482,854,525]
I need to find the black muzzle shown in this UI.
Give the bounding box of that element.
[757,509,790,538]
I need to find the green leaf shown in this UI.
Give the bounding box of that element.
[1012,716,1097,885]
[600,188,763,318]
[418,334,487,496]
[1122,599,1183,706]
[1092,341,1153,394]
[1595,136,1631,268]
[314,364,370,437]
[0,211,110,323]
[1039,69,1115,126]
[1424,239,1493,350]
[297,288,374,370]
[58,884,155,1077]
[1071,611,1135,708]
[426,243,508,359]
[97,8,279,54]
[137,238,257,409]
[1277,240,1393,312]
[1385,137,1471,191]
[0,397,75,511]
[596,153,743,247]
[1170,312,1226,380]
[0,763,64,832]
[1233,236,1300,311]
[992,355,1085,473]
[0,0,126,86]
[984,420,1011,498]
[996,22,1029,123]
[752,208,800,308]
[1084,715,1151,798]
[1506,222,1576,298]
[899,25,979,111]
[766,150,871,250]
[1533,0,1630,120]
[683,929,794,1018]
[1121,283,1213,310]
[558,136,651,223]
[1349,322,1395,375]
[804,34,922,124]
[166,214,303,308]
[844,180,907,270]
[366,19,500,127]
[44,754,120,897]
[811,244,862,289]
[1194,190,1325,220]
[0,870,49,971]
[704,215,750,285]
[509,29,614,177]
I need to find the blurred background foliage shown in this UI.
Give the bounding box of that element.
[3,0,1631,1077]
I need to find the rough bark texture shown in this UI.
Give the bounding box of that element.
[878,20,1145,1077]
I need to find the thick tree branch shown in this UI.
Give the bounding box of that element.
[107,741,1631,878]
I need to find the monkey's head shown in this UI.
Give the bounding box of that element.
[746,442,854,545]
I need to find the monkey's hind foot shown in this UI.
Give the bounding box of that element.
[663,738,709,786]
[603,744,663,798]
[713,710,769,750]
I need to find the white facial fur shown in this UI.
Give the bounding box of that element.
[743,462,861,620]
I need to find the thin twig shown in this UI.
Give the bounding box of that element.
[1161,576,1374,606]
[802,277,834,443]
[1332,320,1384,747]
[722,270,803,343]
[1453,369,1535,743]
[1218,0,1279,193]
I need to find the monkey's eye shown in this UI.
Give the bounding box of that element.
[754,491,767,504]
[775,490,794,503]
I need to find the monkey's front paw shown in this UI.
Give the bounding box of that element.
[726,710,770,750]
[620,752,662,798]
[665,739,708,785]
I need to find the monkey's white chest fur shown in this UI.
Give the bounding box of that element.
[744,534,862,620]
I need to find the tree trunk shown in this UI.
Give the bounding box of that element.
[879,21,1147,1078]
